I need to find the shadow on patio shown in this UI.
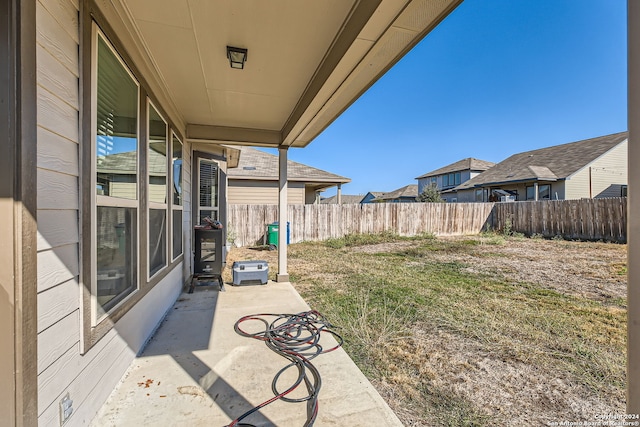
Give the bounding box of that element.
[90,281,402,426]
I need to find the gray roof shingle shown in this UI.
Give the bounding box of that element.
[374,184,418,201]
[320,194,364,204]
[416,157,495,179]
[228,146,350,184]
[455,132,628,190]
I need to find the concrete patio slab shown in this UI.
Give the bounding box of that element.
[90,281,403,427]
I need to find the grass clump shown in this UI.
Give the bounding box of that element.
[324,231,404,249]
[288,234,627,426]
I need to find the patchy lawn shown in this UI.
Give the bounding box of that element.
[226,233,627,426]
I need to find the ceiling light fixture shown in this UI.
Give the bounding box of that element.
[226,46,248,69]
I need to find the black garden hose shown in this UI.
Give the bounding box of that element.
[225,310,343,427]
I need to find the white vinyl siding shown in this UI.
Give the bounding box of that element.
[182,142,193,276]
[35,0,82,424]
[228,180,306,204]
[565,140,628,199]
[35,1,193,425]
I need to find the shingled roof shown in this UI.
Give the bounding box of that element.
[455,132,628,190]
[415,157,495,179]
[228,146,350,184]
[97,149,166,176]
[320,194,364,204]
[373,184,418,201]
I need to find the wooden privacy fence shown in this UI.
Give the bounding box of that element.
[228,203,495,247]
[228,198,627,247]
[491,197,627,243]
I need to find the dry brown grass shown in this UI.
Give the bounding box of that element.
[226,234,627,426]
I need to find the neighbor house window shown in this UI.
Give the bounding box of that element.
[93,30,139,320]
[454,172,461,186]
[622,185,628,197]
[475,189,484,202]
[539,184,551,200]
[442,174,449,187]
[526,186,535,200]
[148,102,168,278]
[172,134,183,259]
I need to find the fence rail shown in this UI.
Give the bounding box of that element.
[227,198,627,247]
[491,198,626,242]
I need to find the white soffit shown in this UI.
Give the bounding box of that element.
[116,0,461,147]
[286,0,462,147]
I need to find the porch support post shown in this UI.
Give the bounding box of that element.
[534,182,539,201]
[337,184,342,204]
[277,147,289,282]
[628,0,640,414]
[0,0,38,423]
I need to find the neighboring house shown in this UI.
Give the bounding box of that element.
[361,191,387,203]
[372,184,419,203]
[415,157,495,202]
[228,146,350,204]
[3,1,464,425]
[453,132,628,202]
[320,194,364,204]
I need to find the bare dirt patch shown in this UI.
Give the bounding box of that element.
[346,236,627,303]
[434,236,626,303]
[226,236,627,426]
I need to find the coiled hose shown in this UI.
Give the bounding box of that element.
[225,310,343,427]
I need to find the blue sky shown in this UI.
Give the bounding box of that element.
[265,0,627,197]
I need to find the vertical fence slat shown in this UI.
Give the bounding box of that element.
[227,198,627,247]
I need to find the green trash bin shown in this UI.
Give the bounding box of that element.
[267,222,290,249]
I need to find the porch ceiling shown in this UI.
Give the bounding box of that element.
[115,0,462,147]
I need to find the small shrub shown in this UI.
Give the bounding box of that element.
[324,231,400,248]
[416,183,444,203]
[502,217,513,236]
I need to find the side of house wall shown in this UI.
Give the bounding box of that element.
[35,0,83,423]
[417,177,428,194]
[565,141,628,199]
[36,1,191,424]
[455,189,476,202]
[182,141,193,278]
[228,180,305,204]
[305,187,318,204]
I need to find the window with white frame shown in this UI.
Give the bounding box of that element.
[539,184,551,200]
[526,186,535,200]
[84,21,189,347]
[148,102,168,278]
[93,29,139,320]
[172,134,183,259]
[198,158,219,225]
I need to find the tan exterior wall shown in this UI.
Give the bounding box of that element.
[305,188,318,204]
[34,0,195,424]
[564,140,628,199]
[36,0,83,423]
[228,180,305,204]
[456,181,566,202]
